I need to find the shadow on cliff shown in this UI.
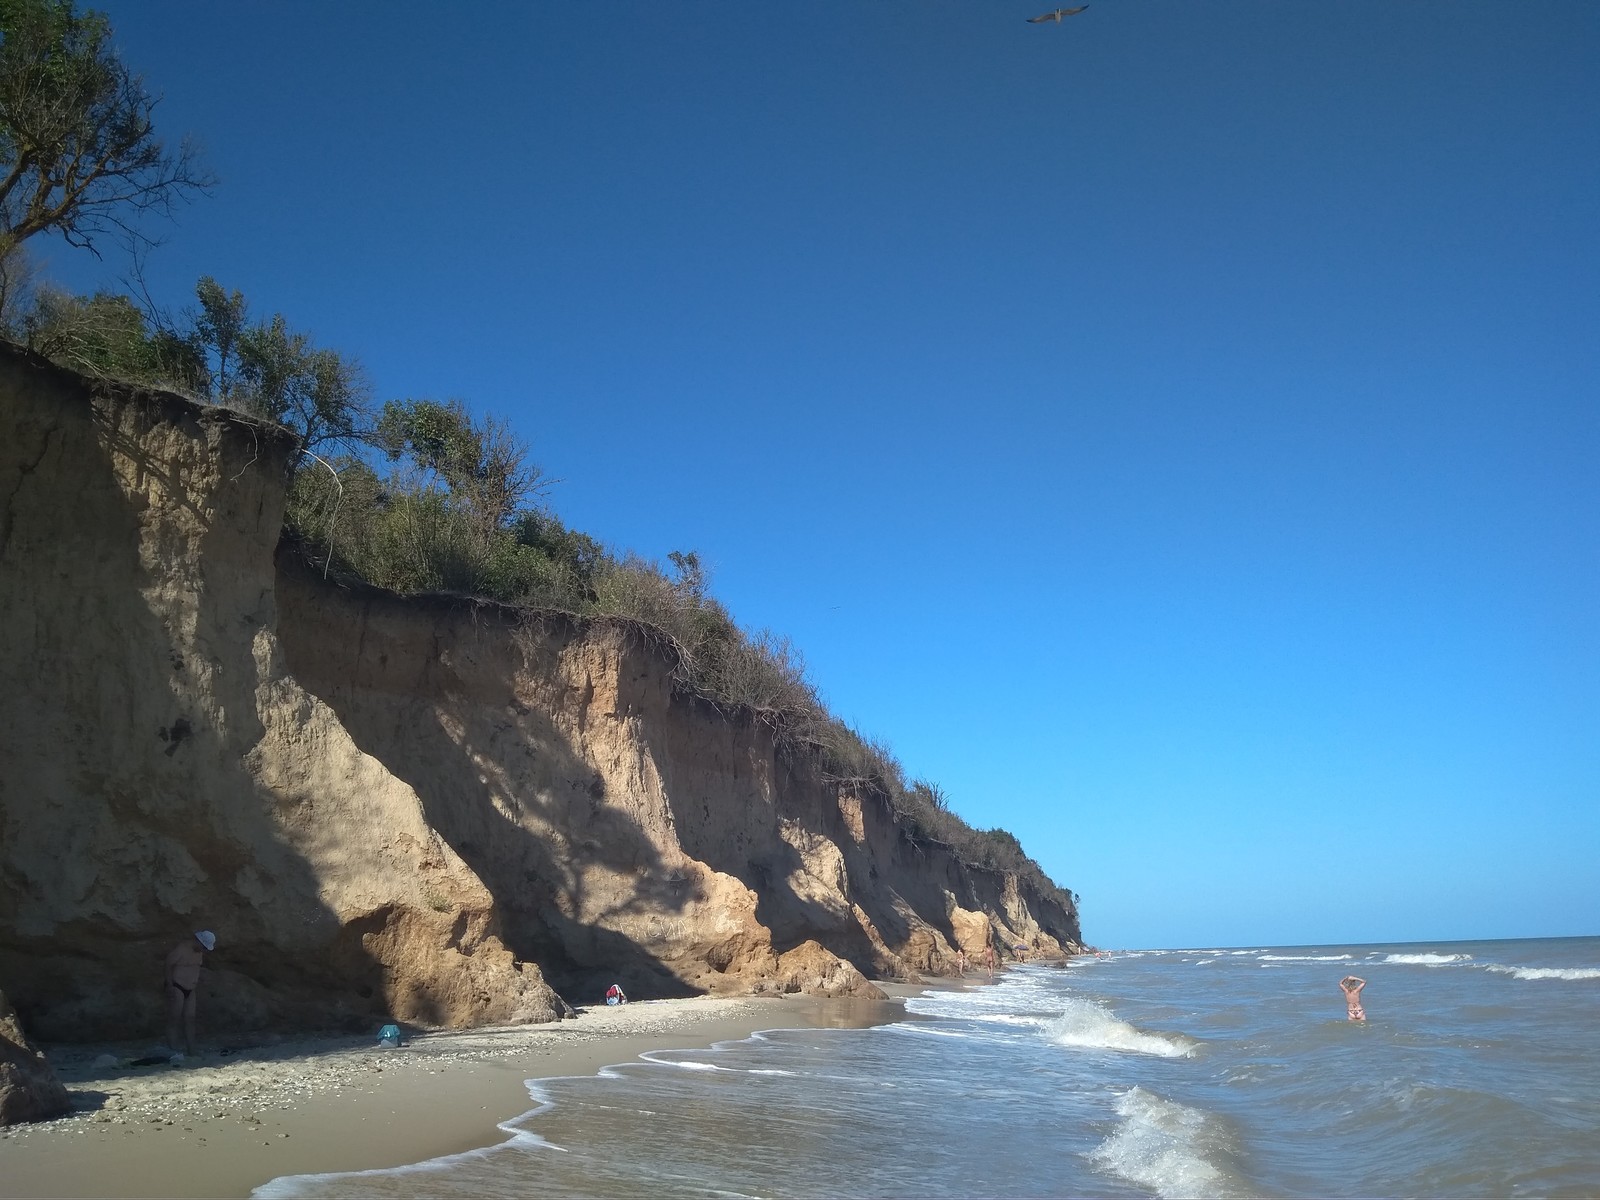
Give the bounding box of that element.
[314,692,698,1003]
[275,559,701,1004]
[0,356,393,1042]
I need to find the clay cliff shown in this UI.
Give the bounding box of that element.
[0,346,1081,1043]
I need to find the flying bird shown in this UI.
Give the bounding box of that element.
[1026,6,1088,22]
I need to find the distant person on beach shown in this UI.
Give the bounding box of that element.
[956,949,967,976]
[165,930,214,1059]
[983,945,996,978]
[1339,975,1367,1021]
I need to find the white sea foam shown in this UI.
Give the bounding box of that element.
[251,1128,562,1198]
[904,970,1061,1022]
[1260,954,1352,962]
[1046,997,1197,1058]
[1090,1087,1246,1199]
[981,1013,1051,1028]
[1485,965,1600,981]
[1378,953,1472,965]
[889,1022,974,1039]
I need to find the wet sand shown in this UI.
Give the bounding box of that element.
[0,992,907,1199]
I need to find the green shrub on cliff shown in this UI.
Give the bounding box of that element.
[15,288,200,387]
[286,454,548,601]
[8,275,370,453]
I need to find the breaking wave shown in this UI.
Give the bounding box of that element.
[1377,953,1472,965]
[1047,997,1197,1058]
[1485,965,1600,982]
[1090,1087,1249,1199]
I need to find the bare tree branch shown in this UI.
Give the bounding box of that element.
[0,0,214,261]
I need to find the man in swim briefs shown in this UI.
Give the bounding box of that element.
[1339,974,1367,1021]
[165,930,215,1058]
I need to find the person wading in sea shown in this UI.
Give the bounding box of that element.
[165,930,215,1059]
[1339,974,1367,1021]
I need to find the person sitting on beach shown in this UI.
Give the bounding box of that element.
[1339,975,1367,1021]
[165,930,215,1059]
[605,983,628,1006]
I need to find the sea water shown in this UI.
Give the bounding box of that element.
[256,937,1600,1198]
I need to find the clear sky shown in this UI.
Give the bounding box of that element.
[42,1,1598,950]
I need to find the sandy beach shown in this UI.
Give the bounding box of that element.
[0,991,910,1199]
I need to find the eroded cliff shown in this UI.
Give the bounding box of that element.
[0,347,1080,1042]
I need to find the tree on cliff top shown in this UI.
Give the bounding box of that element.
[0,0,211,261]
[186,276,370,451]
[376,398,543,538]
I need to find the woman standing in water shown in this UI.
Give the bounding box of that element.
[1339,974,1367,1021]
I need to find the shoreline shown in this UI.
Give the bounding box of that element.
[0,990,916,1199]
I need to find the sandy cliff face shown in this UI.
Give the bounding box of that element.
[0,349,1080,1042]
[0,350,563,1040]
[274,563,1081,1001]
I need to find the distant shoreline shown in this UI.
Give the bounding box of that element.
[0,991,911,1199]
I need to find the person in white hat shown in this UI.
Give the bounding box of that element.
[164,930,215,1060]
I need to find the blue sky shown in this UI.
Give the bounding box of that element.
[42,1,1598,949]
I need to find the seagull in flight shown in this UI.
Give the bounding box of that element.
[1026,6,1089,22]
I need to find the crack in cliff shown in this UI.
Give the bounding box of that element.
[0,422,57,562]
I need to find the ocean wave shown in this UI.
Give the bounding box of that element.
[974,1012,1052,1029]
[252,1127,561,1199]
[1485,965,1600,981]
[888,1022,974,1039]
[1046,997,1197,1058]
[1376,953,1472,965]
[1090,1087,1249,1199]
[1259,954,1352,962]
[904,973,1062,1021]
[639,1050,780,1073]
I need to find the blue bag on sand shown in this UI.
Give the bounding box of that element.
[378,1023,402,1047]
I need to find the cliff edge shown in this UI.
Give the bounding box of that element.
[0,346,1081,1042]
